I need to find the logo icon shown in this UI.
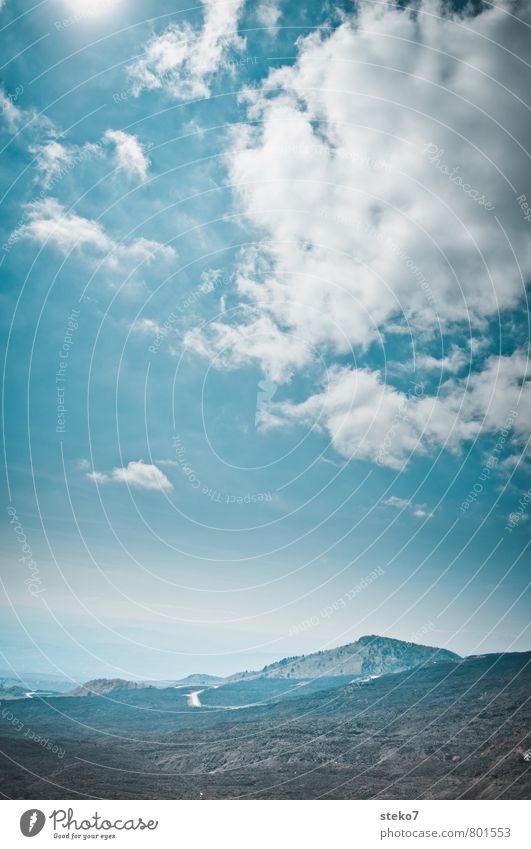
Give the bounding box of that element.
[20,810,45,837]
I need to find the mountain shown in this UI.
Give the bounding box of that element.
[61,636,460,698]
[0,672,72,693]
[66,678,154,697]
[1,650,528,799]
[227,635,460,681]
[173,673,224,686]
[0,684,28,700]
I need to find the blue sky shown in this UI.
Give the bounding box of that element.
[1,0,530,682]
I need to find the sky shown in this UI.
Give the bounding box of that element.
[0,0,530,683]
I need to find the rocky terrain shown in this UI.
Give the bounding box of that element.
[0,642,528,800]
[66,678,155,697]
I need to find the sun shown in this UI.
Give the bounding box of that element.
[66,0,120,18]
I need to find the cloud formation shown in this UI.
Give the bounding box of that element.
[384,496,432,520]
[191,0,530,362]
[258,351,529,468]
[13,198,175,269]
[30,139,103,189]
[87,461,173,492]
[187,0,531,467]
[128,0,245,100]
[0,86,22,130]
[256,2,281,29]
[103,129,150,181]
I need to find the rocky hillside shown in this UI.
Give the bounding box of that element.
[174,674,224,686]
[67,678,153,697]
[228,635,459,680]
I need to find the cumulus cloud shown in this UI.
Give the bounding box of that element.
[103,129,150,181]
[87,461,173,492]
[0,86,22,130]
[258,350,529,468]
[256,2,281,29]
[186,0,531,468]
[384,496,432,519]
[416,346,468,375]
[130,318,164,335]
[127,0,245,100]
[209,0,530,369]
[13,198,175,269]
[31,140,75,188]
[1,84,58,139]
[30,139,103,190]
[87,470,110,484]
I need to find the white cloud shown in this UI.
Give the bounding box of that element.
[384,496,432,519]
[31,140,75,188]
[258,350,529,468]
[30,139,102,190]
[186,0,531,469]
[0,86,23,130]
[384,496,410,510]
[128,0,245,100]
[131,318,164,335]
[16,198,110,253]
[13,198,175,269]
[191,1,530,365]
[103,129,150,181]
[87,470,110,484]
[256,2,281,29]
[88,461,173,492]
[416,347,468,375]
[184,313,313,382]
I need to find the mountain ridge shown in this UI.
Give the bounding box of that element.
[65,635,460,695]
[225,634,460,681]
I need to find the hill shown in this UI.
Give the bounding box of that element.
[227,634,459,681]
[173,673,224,686]
[0,651,528,799]
[66,678,153,697]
